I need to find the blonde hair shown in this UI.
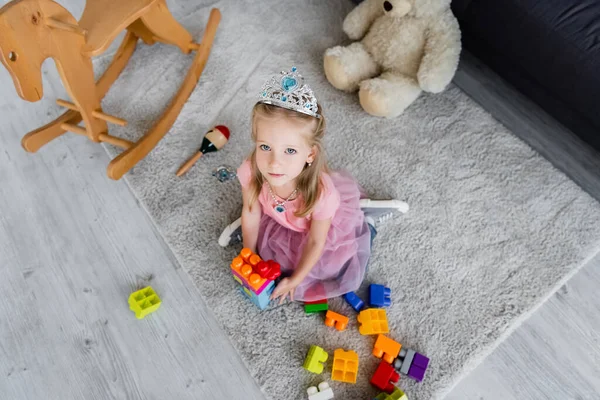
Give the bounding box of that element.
[247,103,328,218]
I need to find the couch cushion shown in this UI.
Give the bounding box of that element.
[458,0,600,147]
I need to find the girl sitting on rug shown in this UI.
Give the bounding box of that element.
[218,66,408,303]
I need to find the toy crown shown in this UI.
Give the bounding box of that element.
[258,66,321,118]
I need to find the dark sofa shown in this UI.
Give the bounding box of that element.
[350,0,600,153]
[452,0,600,152]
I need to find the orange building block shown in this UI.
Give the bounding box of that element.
[230,249,266,293]
[357,309,389,335]
[325,310,349,331]
[373,334,402,364]
[331,349,359,384]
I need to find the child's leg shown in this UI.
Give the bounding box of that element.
[360,199,408,229]
[218,216,242,247]
[367,222,377,250]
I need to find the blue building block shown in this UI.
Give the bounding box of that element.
[240,280,275,310]
[369,284,391,307]
[343,292,365,312]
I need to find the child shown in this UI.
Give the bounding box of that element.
[219,67,408,303]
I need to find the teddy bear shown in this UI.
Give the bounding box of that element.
[323,0,461,118]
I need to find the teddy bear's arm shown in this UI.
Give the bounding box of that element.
[343,0,384,40]
[417,11,462,93]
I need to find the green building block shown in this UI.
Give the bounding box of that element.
[303,345,328,374]
[304,303,328,314]
[374,388,407,400]
[129,286,161,319]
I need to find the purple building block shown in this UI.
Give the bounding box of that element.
[343,292,365,312]
[407,352,430,382]
[369,284,391,307]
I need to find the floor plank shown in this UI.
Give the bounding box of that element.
[445,253,600,399]
[0,68,265,400]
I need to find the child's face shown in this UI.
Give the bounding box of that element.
[255,115,315,189]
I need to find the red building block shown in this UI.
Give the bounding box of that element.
[371,360,400,394]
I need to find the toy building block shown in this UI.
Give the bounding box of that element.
[357,308,389,335]
[128,286,161,319]
[304,345,329,374]
[331,349,359,384]
[399,349,415,375]
[378,387,407,400]
[408,352,429,382]
[230,248,281,309]
[373,335,402,364]
[372,387,408,400]
[307,381,334,400]
[369,284,391,307]
[325,310,349,331]
[305,300,328,314]
[343,291,365,312]
[256,260,282,280]
[240,280,275,310]
[371,360,400,394]
[394,348,430,382]
[305,299,328,304]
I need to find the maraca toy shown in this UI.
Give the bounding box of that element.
[176,125,230,176]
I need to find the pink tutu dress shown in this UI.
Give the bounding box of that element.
[237,160,371,302]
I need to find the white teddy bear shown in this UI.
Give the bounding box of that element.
[324,0,461,118]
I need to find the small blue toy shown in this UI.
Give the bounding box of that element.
[369,284,391,307]
[343,292,365,312]
[213,165,237,182]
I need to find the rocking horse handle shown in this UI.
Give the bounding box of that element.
[107,8,222,180]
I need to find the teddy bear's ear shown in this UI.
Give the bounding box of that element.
[412,0,452,18]
[343,0,385,40]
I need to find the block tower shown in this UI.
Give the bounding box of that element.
[230,248,281,310]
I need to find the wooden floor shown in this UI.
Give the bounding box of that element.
[1,1,600,398]
[0,65,265,399]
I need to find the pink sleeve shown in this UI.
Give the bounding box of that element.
[237,159,252,189]
[312,175,341,221]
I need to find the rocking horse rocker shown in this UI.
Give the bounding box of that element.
[0,0,221,180]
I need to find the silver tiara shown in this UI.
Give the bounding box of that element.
[258,67,321,118]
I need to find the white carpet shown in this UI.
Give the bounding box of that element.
[94,0,600,398]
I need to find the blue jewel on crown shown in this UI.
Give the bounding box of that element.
[257,66,321,118]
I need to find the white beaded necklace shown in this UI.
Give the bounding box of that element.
[267,182,297,213]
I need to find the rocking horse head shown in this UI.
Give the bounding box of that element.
[0,0,81,102]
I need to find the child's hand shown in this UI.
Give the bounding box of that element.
[271,277,299,304]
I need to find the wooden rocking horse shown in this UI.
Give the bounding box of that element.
[0,0,221,180]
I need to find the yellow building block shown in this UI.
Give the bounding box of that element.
[129,286,161,319]
[357,309,389,335]
[331,349,359,384]
[373,334,402,364]
[303,345,329,374]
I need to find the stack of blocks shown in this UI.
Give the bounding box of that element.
[230,248,281,310]
[305,299,329,313]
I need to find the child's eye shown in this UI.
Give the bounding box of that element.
[260,144,271,151]
[285,148,297,155]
